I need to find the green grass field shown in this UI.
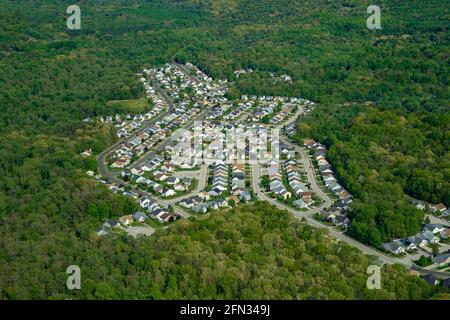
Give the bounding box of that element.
[107,97,151,113]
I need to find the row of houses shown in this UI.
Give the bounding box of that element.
[95,174,179,226]
[210,161,228,197]
[111,154,131,169]
[147,63,226,105]
[237,96,305,124]
[106,77,167,139]
[284,159,313,208]
[96,203,178,237]
[303,139,352,229]
[178,194,229,213]
[110,126,167,168]
[421,273,450,288]
[97,212,148,236]
[116,121,142,139]
[242,95,312,105]
[111,64,212,169]
[284,122,297,137]
[412,199,449,217]
[159,104,200,132]
[383,224,450,255]
[168,119,282,167]
[249,101,294,124]
[185,62,228,91]
[139,198,177,223]
[320,207,351,230]
[304,139,353,208]
[249,102,277,122]
[128,160,193,197]
[270,106,295,125]
[231,162,247,196]
[168,118,288,170]
[207,102,234,120]
[203,160,251,200]
[267,160,292,200]
[178,190,250,214]
[223,100,253,120]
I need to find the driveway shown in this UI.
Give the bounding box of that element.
[119,224,155,238]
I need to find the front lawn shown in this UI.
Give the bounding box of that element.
[414,255,433,267]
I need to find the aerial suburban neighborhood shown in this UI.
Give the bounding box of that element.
[86,62,450,287]
[3,0,450,306]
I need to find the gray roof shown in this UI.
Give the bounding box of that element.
[421,273,438,286]
[424,224,445,233]
[133,211,148,219]
[432,253,450,264]
[383,240,404,252]
[421,231,438,241]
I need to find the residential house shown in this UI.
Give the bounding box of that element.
[162,188,176,197]
[421,231,440,244]
[334,215,350,229]
[140,198,151,208]
[404,235,427,249]
[198,191,211,201]
[421,274,439,286]
[412,200,426,211]
[119,215,133,226]
[424,224,446,234]
[279,189,292,200]
[179,198,194,208]
[215,198,228,208]
[432,253,450,267]
[383,240,406,255]
[240,191,252,202]
[181,177,192,187]
[133,211,148,223]
[174,184,186,191]
[401,238,417,251]
[293,199,308,209]
[192,204,208,214]
[105,219,120,228]
[97,227,109,237]
[430,203,447,213]
[166,176,180,185]
[156,211,176,223]
[300,192,313,206]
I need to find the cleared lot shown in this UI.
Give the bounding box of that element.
[121,225,155,238]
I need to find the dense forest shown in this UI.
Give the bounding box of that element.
[0,0,448,298]
[1,202,446,299]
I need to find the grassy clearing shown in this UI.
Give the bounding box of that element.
[107,97,150,113]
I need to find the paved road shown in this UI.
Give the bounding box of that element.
[119,224,155,238]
